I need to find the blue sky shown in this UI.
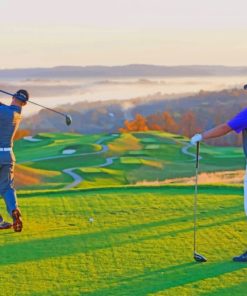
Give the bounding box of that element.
[1,0,247,68]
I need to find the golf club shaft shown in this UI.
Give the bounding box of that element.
[27,100,67,118]
[194,141,200,253]
[0,89,67,118]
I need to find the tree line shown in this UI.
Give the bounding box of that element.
[119,111,242,146]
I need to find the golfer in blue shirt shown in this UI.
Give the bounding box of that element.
[0,89,29,232]
[191,108,247,262]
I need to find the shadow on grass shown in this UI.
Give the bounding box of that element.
[17,184,243,199]
[0,205,244,266]
[202,279,247,296]
[84,261,247,296]
[31,261,247,296]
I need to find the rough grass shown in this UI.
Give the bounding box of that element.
[15,165,45,187]
[15,165,73,190]
[107,133,142,155]
[137,170,246,186]
[14,132,246,190]
[0,185,246,295]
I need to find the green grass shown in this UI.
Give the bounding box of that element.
[25,154,106,171]
[15,133,116,189]
[0,185,246,295]
[74,167,125,188]
[14,133,104,163]
[14,131,246,190]
[2,131,247,294]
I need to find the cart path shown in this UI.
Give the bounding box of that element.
[63,156,118,189]
[17,134,119,189]
[18,135,197,189]
[181,143,202,161]
[63,135,119,189]
[64,140,200,189]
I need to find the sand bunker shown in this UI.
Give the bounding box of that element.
[62,149,76,155]
[24,136,42,142]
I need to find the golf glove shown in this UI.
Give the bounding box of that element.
[190,134,203,145]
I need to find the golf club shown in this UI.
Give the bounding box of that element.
[193,142,207,263]
[0,89,72,126]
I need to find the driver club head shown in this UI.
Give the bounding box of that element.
[66,115,72,126]
[194,252,207,263]
[244,84,247,90]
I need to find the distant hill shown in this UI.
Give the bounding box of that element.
[20,88,247,147]
[2,64,247,79]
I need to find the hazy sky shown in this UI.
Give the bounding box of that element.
[1,0,247,68]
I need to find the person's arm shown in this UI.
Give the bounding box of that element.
[191,107,247,145]
[202,123,232,140]
[190,123,232,145]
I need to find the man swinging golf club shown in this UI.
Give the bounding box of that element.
[0,89,29,232]
[190,95,247,262]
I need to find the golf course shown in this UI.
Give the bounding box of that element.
[0,131,247,295]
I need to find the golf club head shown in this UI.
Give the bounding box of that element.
[244,84,247,90]
[194,252,207,263]
[66,115,72,126]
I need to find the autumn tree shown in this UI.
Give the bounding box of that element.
[14,129,31,141]
[146,114,163,131]
[162,112,179,133]
[120,114,149,132]
[179,111,199,137]
[146,111,178,133]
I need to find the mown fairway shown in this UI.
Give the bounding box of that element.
[13,132,245,190]
[0,132,246,295]
[0,185,246,295]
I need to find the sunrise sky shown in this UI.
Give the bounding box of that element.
[1,0,247,68]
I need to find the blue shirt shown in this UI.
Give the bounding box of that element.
[227,107,247,133]
[0,103,22,148]
[228,107,247,157]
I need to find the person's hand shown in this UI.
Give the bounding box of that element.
[190,134,203,145]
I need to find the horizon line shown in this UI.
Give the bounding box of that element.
[2,64,247,70]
